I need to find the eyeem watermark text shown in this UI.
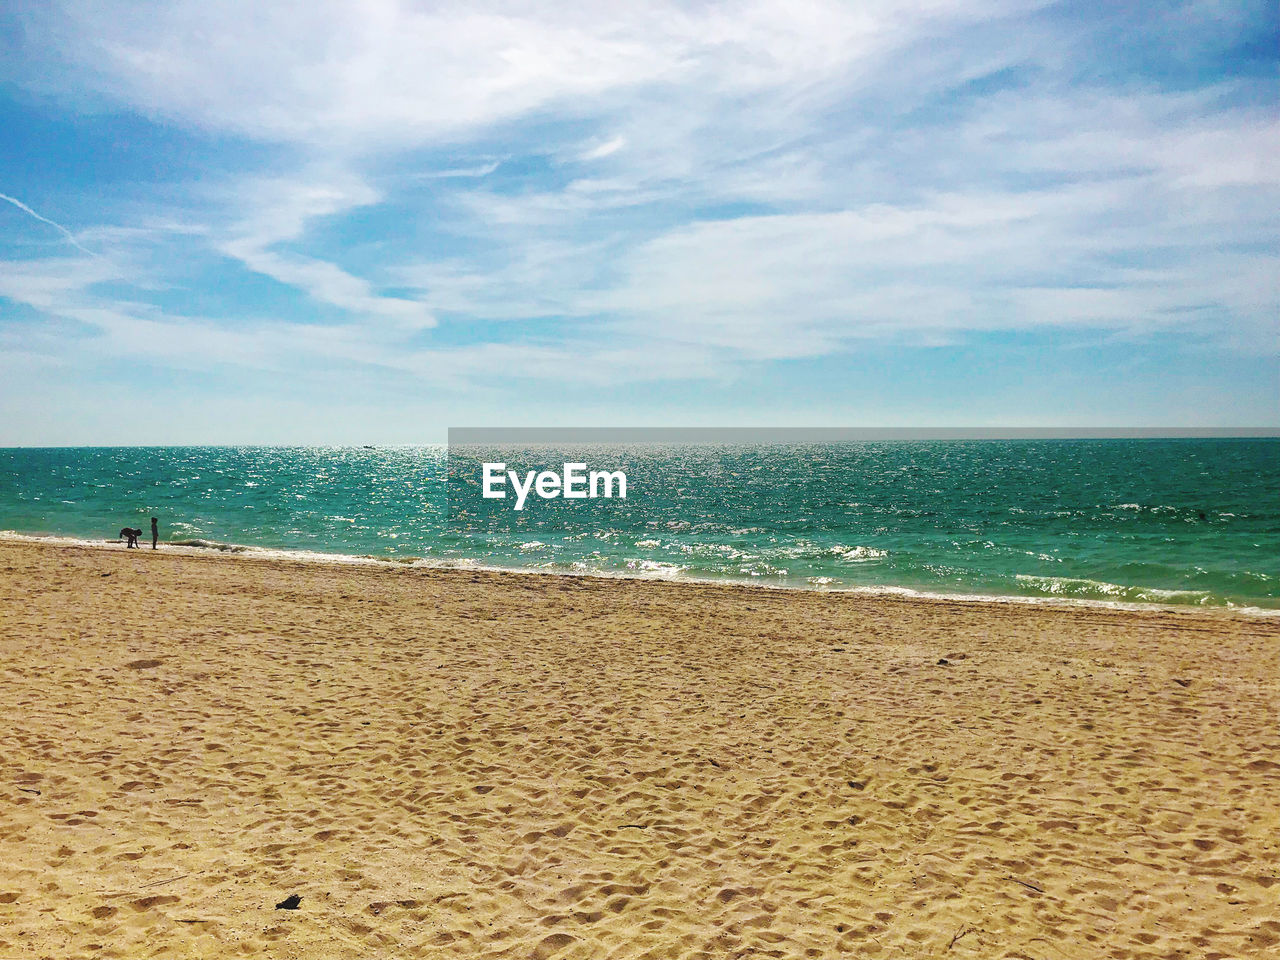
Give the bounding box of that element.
[482,462,627,511]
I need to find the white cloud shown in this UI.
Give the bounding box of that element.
[416,162,502,180]
[215,169,436,329]
[1,0,1275,404]
[16,0,1016,149]
[0,251,736,391]
[579,136,627,162]
[397,165,1278,360]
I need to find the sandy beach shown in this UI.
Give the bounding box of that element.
[1,538,1278,959]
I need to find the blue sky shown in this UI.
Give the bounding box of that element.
[0,0,1276,443]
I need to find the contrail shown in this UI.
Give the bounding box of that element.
[0,191,98,257]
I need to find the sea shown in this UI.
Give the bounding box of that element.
[3,440,1278,611]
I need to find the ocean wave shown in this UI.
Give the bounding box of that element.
[165,538,251,553]
[675,542,752,561]
[1024,551,1061,562]
[769,542,888,562]
[1015,574,1215,605]
[736,562,788,578]
[832,545,888,562]
[623,558,685,578]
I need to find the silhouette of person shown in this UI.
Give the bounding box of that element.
[119,527,141,548]
[151,517,158,550]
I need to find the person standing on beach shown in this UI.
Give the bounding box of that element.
[151,517,158,550]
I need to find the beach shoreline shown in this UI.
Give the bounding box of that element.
[4,530,1276,619]
[3,536,1279,958]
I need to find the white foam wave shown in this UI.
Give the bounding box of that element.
[3,531,1276,617]
[623,558,685,578]
[832,545,888,562]
[1015,574,1214,605]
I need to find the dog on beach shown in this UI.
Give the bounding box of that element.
[119,527,143,548]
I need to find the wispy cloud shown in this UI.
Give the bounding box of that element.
[415,162,502,180]
[215,170,436,330]
[14,1,998,148]
[579,136,626,162]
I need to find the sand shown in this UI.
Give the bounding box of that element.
[1,538,1278,959]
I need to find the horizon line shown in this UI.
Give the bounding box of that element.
[4,427,1280,449]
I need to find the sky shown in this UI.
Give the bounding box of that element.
[0,0,1276,444]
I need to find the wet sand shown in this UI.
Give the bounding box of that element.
[1,537,1278,958]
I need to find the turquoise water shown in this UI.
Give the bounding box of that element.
[2,441,1277,609]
